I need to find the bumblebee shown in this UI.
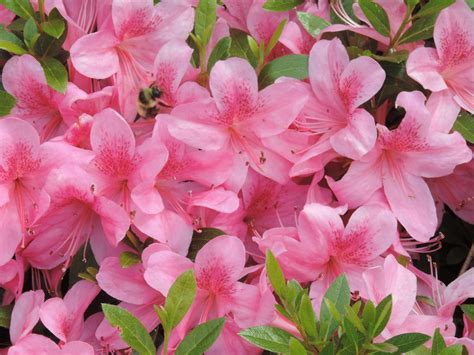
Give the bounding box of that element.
[135,84,162,121]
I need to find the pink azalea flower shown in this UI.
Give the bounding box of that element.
[70,0,194,119]
[328,91,472,241]
[2,55,86,142]
[0,4,15,26]
[39,280,100,343]
[165,57,307,189]
[22,165,129,270]
[0,259,23,305]
[144,236,275,340]
[9,290,44,345]
[257,203,397,299]
[0,119,52,266]
[407,0,474,113]
[291,38,385,176]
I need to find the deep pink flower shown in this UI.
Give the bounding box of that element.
[328,91,471,241]
[407,0,474,113]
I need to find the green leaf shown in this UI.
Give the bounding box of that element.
[320,274,350,341]
[229,29,258,68]
[153,305,168,330]
[265,19,287,56]
[466,0,474,9]
[101,304,155,355]
[0,305,13,328]
[412,0,455,19]
[362,300,376,334]
[320,342,335,355]
[0,0,34,19]
[371,50,409,63]
[398,15,437,44]
[42,9,66,39]
[431,328,447,354]
[263,0,304,11]
[23,17,39,49]
[330,0,357,24]
[176,317,225,355]
[207,36,231,72]
[0,28,27,54]
[365,342,398,353]
[34,31,67,58]
[296,12,330,38]
[407,346,432,355]
[438,344,463,355]
[344,302,366,334]
[164,270,196,330]
[258,54,309,88]
[265,250,287,300]
[194,0,216,48]
[358,0,391,37]
[298,293,318,339]
[286,279,304,310]
[187,228,225,261]
[376,61,422,105]
[119,251,141,268]
[405,0,420,12]
[39,57,68,93]
[0,90,16,117]
[453,112,474,143]
[385,333,431,353]
[239,326,296,353]
[372,295,392,338]
[289,337,307,355]
[460,304,474,321]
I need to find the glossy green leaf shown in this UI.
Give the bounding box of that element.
[385,333,431,353]
[372,295,392,338]
[265,19,287,56]
[23,17,39,49]
[119,251,141,268]
[229,29,258,68]
[320,342,335,355]
[0,28,27,54]
[258,54,309,88]
[187,228,225,261]
[263,0,304,11]
[413,0,455,19]
[460,304,474,321]
[438,344,463,355]
[297,12,330,38]
[102,304,155,355]
[362,300,376,333]
[0,90,16,117]
[407,346,432,355]
[365,342,398,353]
[358,0,391,37]
[42,9,66,39]
[195,0,216,47]
[399,15,437,44]
[320,274,350,341]
[344,302,366,334]
[0,305,13,328]
[0,0,34,19]
[298,293,317,339]
[453,112,474,143]
[431,328,447,354]
[164,270,196,330]
[239,326,296,353]
[207,36,231,72]
[289,337,307,355]
[176,317,225,355]
[39,57,68,93]
[265,250,287,300]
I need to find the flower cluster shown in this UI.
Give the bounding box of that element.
[0,0,473,354]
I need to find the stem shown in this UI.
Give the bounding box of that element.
[38,0,46,23]
[387,10,412,52]
[163,329,170,355]
[459,244,474,276]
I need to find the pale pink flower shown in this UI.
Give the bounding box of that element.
[165,57,307,189]
[292,38,385,176]
[328,91,471,241]
[70,0,194,119]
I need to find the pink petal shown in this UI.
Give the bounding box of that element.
[383,160,437,242]
[153,40,193,105]
[8,334,58,354]
[339,56,385,112]
[189,188,239,213]
[10,290,44,344]
[247,0,288,45]
[426,90,461,133]
[297,203,342,259]
[209,57,258,117]
[131,182,165,214]
[70,31,120,79]
[440,268,474,316]
[195,236,246,283]
[94,196,130,246]
[96,257,158,305]
[143,250,193,295]
[407,47,447,91]
[329,109,377,160]
[248,81,308,138]
[58,341,94,355]
[0,206,22,267]
[112,0,155,40]
[39,298,69,342]
[337,206,397,264]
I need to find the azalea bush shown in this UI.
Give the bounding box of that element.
[0,0,473,353]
